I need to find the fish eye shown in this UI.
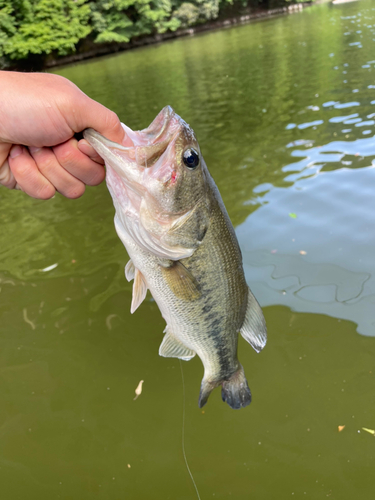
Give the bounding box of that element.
[183,148,200,170]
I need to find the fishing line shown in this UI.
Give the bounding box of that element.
[179,359,202,500]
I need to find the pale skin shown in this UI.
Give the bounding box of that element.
[0,71,128,199]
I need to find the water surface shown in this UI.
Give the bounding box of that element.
[1,1,375,499]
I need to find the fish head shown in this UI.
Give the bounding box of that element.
[83,106,211,260]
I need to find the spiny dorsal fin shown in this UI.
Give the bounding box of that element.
[240,288,267,353]
[125,259,135,282]
[159,328,196,361]
[131,268,148,314]
[160,261,200,301]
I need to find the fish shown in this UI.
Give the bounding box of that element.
[83,106,267,409]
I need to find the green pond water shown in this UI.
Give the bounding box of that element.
[1,1,375,498]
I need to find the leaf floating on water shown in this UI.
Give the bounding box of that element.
[362,427,375,435]
[338,425,345,432]
[289,213,297,219]
[134,380,144,400]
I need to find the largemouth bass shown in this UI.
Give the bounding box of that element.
[84,107,267,409]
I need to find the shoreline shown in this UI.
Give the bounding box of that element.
[45,3,310,70]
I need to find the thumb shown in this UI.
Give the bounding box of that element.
[72,93,126,145]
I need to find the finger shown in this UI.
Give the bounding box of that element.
[77,139,104,164]
[0,158,17,189]
[0,142,11,168]
[68,92,127,145]
[29,146,86,199]
[8,145,55,199]
[0,142,16,189]
[53,138,105,186]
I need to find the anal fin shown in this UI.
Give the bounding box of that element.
[159,328,196,361]
[240,288,267,353]
[131,268,148,314]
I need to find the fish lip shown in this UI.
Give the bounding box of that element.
[83,128,131,157]
[142,105,175,144]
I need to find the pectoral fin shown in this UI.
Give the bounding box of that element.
[240,288,267,353]
[131,268,148,314]
[125,259,135,281]
[160,261,200,301]
[159,329,196,361]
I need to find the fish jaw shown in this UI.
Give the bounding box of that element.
[83,128,145,198]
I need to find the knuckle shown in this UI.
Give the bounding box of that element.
[36,155,57,175]
[10,159,30,179]
[56,147,76,165]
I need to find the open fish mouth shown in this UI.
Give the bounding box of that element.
[83,106,184,181]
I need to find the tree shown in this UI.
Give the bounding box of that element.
[0,0,91,60]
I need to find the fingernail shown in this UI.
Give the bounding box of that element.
[29,146,41,154]
[10,145,23,158]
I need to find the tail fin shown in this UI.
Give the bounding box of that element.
[198,365,252,409]
[221,365,251,410]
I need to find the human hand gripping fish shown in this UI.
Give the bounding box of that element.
[84,107,267,409]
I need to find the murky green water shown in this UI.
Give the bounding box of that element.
[2,1,375,498]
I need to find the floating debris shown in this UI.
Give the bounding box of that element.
[40,263,58,272]
[299,250,307,255]
[338,425,345,432]
[362,427,375,435]
[23,308,36,330]
[134,380,144,400]
[289,213,297,219]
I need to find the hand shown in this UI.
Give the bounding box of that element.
[0,71,125,199]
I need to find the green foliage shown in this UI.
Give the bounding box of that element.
[0,0,302,66]
[173,0,221,28]
[0,0,91,60]
[173,3,199,27]
[89,0,134,43]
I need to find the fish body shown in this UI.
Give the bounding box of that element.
[84,107,267,409]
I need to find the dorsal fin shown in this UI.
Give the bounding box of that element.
[240,288,267,353]
[159,328,196,361]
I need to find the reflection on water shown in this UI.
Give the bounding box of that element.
[2,1,375,499]
[241,163,375,336]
